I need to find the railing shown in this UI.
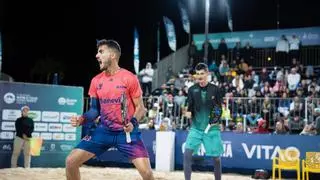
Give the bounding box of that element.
[210,46,320,68]
[83,96,320,133]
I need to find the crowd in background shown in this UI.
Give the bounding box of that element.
[137,35,320,136]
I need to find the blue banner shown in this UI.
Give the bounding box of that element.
[175,131,320,170]
[178,2,190,34]
[133,27,139,74]
[193,26,320,49]
[0,82,83,168]
[163,16,177,52]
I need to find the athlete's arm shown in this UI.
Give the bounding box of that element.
[185,87,194,118]
[132,96,146,121]
[81,97,100,124]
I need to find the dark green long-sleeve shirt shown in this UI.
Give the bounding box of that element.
[187,83,224,131]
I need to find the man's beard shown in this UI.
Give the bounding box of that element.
[100,59,112,71]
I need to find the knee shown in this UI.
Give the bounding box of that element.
[184,149,193,160]
[65,155,80,169]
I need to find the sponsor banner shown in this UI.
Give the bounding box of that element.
[2,109,21,120]
[60,112,77,123]
[52,133,65,140]
[48,123,63,132]
[57,97,78,106]
[42,111,60,122]
[40,132,52,140]
[1,121,15,131]
[63,124,76,133]
[32,132,40,138]
[28,110,41,121]
[0,82,83,168]
[64,133,76,141]
[0,131,14,140]
[34,123,48,132]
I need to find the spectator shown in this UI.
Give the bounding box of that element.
[276,35,289,66]
[233,41,242,60]
[232,75,244,90]
[274,120,288,135]
[287,67,301,95]
[174,74,185,90]
[233,122,244,133]
[139,62,154,96]
[188,40,197,66]
[289,34,301,60]
[253,119,269,134]
[11,106,34,168]
[242,42,254,63]
[218,38,228,60]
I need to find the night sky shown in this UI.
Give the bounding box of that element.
[0,0,319,93]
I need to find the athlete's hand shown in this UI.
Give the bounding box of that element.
[124,122,134,133]
[70,116,84,127]
[185,111,192,119]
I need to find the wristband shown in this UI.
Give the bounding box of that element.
[79,116,86,125]
[130,117,139,128]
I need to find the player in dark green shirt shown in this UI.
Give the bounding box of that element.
[184,63,224,180]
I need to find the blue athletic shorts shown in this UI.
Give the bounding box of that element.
[75,126,149,160]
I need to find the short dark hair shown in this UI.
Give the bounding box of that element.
[96,39,121,55]
[195,63,208,71]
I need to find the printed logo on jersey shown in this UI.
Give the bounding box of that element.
[116,85,127,89]
[97,83,103,90]
[99,97,121,104]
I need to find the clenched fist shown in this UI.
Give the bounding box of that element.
[70,116,84,127]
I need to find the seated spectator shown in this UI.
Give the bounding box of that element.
[246,97,261,126]
[288,105,305,133]
[244,74,255,90]
[211,76,220,86]
[232,74,244,90]
[174,90,187,109]
[221,103,232,126]
[174,74,185,90]
[300,123,317,136]
[233,122,244,133]
[238,58,248,74]
[253,119,269,134]
[185,75,195,91]
[261,81,272,96]
[219,60,230,82]
[287,67,301,95]
[259,67,270,85]
[278,92,290,117]
[274,120,288,135]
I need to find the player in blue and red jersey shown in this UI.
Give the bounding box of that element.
[65,39,154,180]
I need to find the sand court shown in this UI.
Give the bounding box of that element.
[0,166,253,180]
